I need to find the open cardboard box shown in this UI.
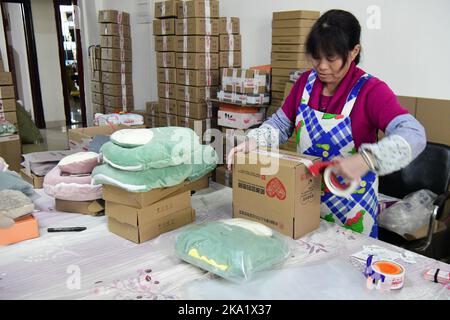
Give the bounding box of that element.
[20,168,44,189]
[55,199,105,216]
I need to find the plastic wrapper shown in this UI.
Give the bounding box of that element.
[175,218,290,283]
[93,113,144,126]
[378,189,437,237]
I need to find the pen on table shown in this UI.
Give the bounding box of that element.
[47,227,87,233]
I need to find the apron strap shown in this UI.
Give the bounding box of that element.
[341,73,373,117]
[300,70,318,105]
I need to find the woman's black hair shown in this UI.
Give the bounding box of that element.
[306,9,361,67]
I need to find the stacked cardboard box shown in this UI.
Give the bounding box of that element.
[219,17,241,69]
[89,45,104,116]
[270,10,319,113]
[98,10,134,114]
[173,0,220,142]
[104,176,209,243]
[0,71,21,172]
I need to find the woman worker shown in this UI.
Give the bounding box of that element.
[227,9,426,238]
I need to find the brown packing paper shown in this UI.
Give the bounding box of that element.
[175,52,219,69]
[272,35,308,45]
[176,69,219,86]
[108,207,195,244]
[98,10,130,25]
[176,85,218,103]
[101,60,132,73]
[156,52,176,68]
[232,149,321,239]
[272,52,306,61]
[157,68,177,84]
[272,10,321,21]
[0,72,13,85]
[272,19,316,29]
[177,0,219,18]
[155,35,176,52]
[100,36,132,50]
[175,35,219,52]
[157,83,177,99]
[175,18,219,35]
[103,84,133,97]
[219,51,242,68]
[153,19,176,36]
[219,17,240,34]
[0,135,21,172]
[101,48,132,61]
[100,23,131,37]
[102,72,132,85]
[219,34,242,51]
[0,86,15,99]
[158,98,178,114]
[155,0,179,19]
[0,99,16,113]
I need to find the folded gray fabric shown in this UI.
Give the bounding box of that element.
[0,170,39,200]
[0,190,35,228]
[88,135,110,154]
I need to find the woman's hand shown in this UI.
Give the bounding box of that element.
[226,137,258,170]
[332,154,370,183]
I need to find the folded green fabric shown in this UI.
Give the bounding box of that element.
[175,219,290,282]
[93,145,217,192]
[101,127,201,171]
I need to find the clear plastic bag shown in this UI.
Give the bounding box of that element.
[378,189,437,237]
[174,218,291,283]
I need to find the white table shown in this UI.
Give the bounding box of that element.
[0,184,448,300]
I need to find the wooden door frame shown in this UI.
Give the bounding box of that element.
[53,0,86,127]
[0,0,46,128]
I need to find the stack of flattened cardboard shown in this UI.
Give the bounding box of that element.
[172,0,220,143]
[0,71,21,172]
[98,10,134,113]
[218,17,241,70]
[89,46,104,116]
[269,10,319,115]
[104,176,209,243]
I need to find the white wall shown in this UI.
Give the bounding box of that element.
[31,0,66,126]
[0,7,9,70]
[3,4,34,118]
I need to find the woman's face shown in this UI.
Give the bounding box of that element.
[310,45,361,84]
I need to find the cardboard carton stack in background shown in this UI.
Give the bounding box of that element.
[172,0,220,142]
[0,71,21,172]
[98,10,134,114]
[268,10,319,118]
[89,45,104,116]
[154,0,179,127]
[219,17,242,70]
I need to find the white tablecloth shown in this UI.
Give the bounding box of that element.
[0,184,449,300]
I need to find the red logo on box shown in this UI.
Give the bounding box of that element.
[266,178,286,200]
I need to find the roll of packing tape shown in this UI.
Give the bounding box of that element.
[371,260,405,290]
[323,166,359,198]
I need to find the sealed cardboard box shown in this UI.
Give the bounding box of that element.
[92,103,105,114]
[92,92,104,105]
[55,199,105,216]
[155,0,179,19]
[1,110,18,125]
[272,19,316,29]
[219,51,241,68]
[272,52,306,61]
[272,27,311,37]
[158,98,178,114]
[273,10,321,21]
[219,17,240,34]
[177,100,215,119]
[157,68,177,83]
[20,168,44,189]
[176,85,217,103]
[272,35,308,45]
[176,18,219,35]
[145,114,158,128]
[153,18,176,35]
[272,76,290,87]
[91,81,103,93]
[100,23,131,37]
[214,165,232,187]
[98,10,130,25]
[155,35,176,52]
[108,207,195,244]
[178,117,214,142]
[233,149,321,239]
[271,59,310,69]
[221,68,269,94]
[92,58,102,71]
[272,91,285,100]
[0,99,16,112]
[0,72,13,85]
[103,94,134,108]
[397,96,417,117]
[271,68,292,77]
[175,52,219,69]
[100,35,132,50]
[271,44,306,53]
[177,69,219,86]
[0,86,15,99]
[146,101,159,115]
[0,215,39,246]
[416,98,450,145]
[175,35,219,52]
[158,112,178,126]
[102,72,132,85]
[91,70,102,82]
[101,48,132,61]
[103,83,133,97]
[156,52,176,68]
[0,134,21,172]
[218,110,264,129]
[284,82,294,99]
[158,83,177,100]
[219,34,241,51]
[101,60,132,73]
[271,99,284,108]
[177,0,219,18]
